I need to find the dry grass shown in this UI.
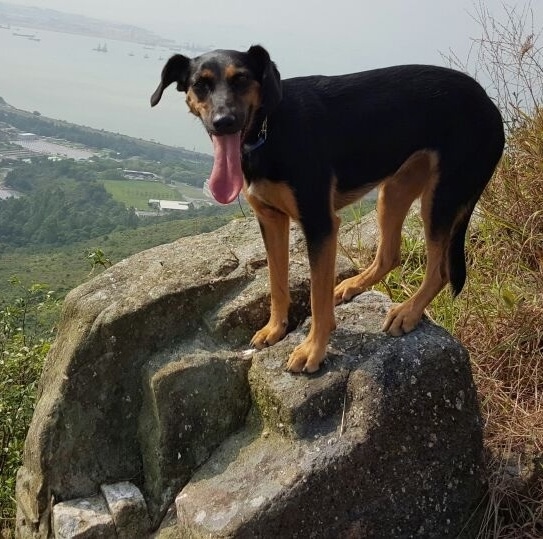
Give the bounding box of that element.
[454,110,543,538]
[357,108,543,538]
[372,5,543,535]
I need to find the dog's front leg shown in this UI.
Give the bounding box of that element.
[248,198,291,349]
[286,216,339,373]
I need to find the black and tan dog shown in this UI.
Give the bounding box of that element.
[151,45,504,373]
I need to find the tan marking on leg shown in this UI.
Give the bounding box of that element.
[335,151,439,303]
[287,215,339,373]
[245,190,291,348]
[383,236,448,335]
[383,174,448,335]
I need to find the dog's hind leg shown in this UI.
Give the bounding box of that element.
[334,151,433,304]
[383,133,503,336]
[382,179,449,335]
[382,235,449,335]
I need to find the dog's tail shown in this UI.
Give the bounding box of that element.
[436,133,504,297]
[447,207,474,297]
[443,150,504,296]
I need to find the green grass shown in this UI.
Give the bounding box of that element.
[175,182,209,200]
[339,199,376,223]
[99,179,185,209]
[0,281,53,533]
[99,179,213,210]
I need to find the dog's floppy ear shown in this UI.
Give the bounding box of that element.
[150,54,191,107]
[247,45,282,113]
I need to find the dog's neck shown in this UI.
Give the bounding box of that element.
[242,109,268,154]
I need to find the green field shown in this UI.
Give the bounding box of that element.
[99,179,184,209]
[99,179,210,209]
[175,182,209,200]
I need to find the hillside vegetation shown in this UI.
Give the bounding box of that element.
[0,156,223,250]
[0,210,239,304]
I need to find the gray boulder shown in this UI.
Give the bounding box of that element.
[15,215,484,538]
[176,291,484,538]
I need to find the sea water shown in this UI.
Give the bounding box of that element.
[0,26,211,154]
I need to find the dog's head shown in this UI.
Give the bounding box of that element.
[151,45,281,203]
[151,45,281,135]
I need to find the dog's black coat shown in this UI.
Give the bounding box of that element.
[152,46,504,372]
[242,63,503,286]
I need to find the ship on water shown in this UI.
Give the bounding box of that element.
[12,31,40,41]
[93,43,108,53]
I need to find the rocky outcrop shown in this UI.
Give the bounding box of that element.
[15,215,485,538]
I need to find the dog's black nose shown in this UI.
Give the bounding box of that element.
[212,113,236,132]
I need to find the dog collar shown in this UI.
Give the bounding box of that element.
[243,117,268,154]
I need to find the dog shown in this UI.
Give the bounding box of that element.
[151,45,504,373]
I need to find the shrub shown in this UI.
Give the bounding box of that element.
[0,279,54,535]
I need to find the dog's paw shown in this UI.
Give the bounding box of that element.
[250,320,287,349]
[334,276,365,305]
[382,302,422,336]
[286,339,326,373]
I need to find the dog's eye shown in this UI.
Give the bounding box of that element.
[193,78,212,96]
[231,73,250,88]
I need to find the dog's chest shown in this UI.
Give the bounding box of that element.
[244,178,300,220]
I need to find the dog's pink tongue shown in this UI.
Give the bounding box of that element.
[208,133,244,204]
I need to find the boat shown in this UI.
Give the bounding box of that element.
[13,32,35,38]
[93,43,108,53]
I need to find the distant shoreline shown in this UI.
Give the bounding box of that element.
[0,99,213,161]
[0,2,210,50]
[2,21,174,48]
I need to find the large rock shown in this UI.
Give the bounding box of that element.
[15,215,484,538]
[15,218,316,538]
[176,292,484,538]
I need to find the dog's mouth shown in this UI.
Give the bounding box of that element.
[208,132,244,204]
[207,107,258,204]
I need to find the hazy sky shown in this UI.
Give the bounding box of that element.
[6,0,542,77]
